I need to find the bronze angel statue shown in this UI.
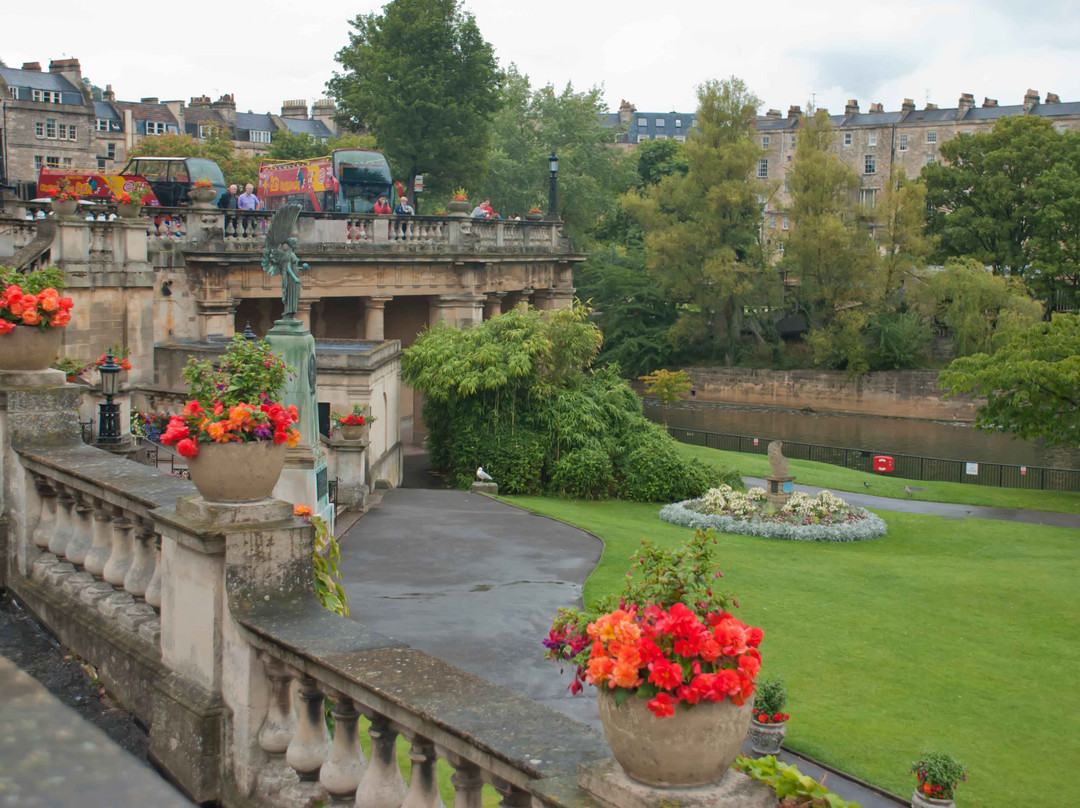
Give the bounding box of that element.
[261,204,309,318]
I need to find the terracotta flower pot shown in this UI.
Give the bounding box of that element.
[117,203,142,218]
[51,199,78,216]
[912,789,956,808]
[747,719,786,755]
[597,689,752,788]
[186,441,287,503]
[340,423,367,441]
[0,326,63,371]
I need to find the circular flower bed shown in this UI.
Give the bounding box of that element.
[659,485,887,542]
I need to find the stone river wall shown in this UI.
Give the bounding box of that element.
[682,368,979,421]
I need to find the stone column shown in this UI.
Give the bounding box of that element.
[295,295,319,333]
[482,292,505,320]
[429,294,483,329]
[196,298,237,341]
[364,296,393,341]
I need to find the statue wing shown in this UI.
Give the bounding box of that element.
[265,204,302,248]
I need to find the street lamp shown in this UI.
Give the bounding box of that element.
[242,321,258,341]
[97,349,122,445]
[547,151,559,218]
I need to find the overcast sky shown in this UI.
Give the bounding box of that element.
[4,0,1080,117]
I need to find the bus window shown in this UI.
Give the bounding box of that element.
[169,163,190,183]
[134,160,167,181]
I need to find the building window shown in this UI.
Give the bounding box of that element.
[35,122,44,138]
[145,121,168,135]
[96,118,111,131]
[762,135,770,148]
[691,118,698,127]
[45,119,56,139]
[790,135,797,149]
[655,117,665,127]
[32,89,60,103]
[860,188,877,208]
[868,131,877,147]
[899,133,908,151]
[57,123,67,140]
[45,156,60,168]
[655,134,668,140]
[926,130,937,143]
[675,118,682,127]
[843,132,852,147]
[782,215,789,230]
[34,156,43,171]
[249,130,271,143]
[637,117,647,126]
[637,134,650,143]
[62,157,72,168]
[925,153,936,165]
[106,143,116,159]
[674,135,686,142]
[1059,124,1070,133]
[69,125,77,142]
[198,125,211,139]
[768,213,776,228]
[757,158,768,178]
[9,87,18,99]
[864,154,876,174]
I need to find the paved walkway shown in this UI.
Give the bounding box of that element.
[340,481,906,806]
[744,477,1080,528]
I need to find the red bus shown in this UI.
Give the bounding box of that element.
[37,157,226,207]
[257,149,394,214]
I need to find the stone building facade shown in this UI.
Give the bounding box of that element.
[602,100,698,150]
[755,90,1080,244]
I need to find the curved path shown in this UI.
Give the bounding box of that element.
[744,477,1080,529]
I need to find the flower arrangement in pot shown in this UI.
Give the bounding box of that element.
[746,675,789,755]
[910,751,966,808]
[0,266,74,371]
[544,528,764,788]
[111,186,149,217]
[448,187,471,214]
[96,343,132,372]
[331,404,375,441]
[160,334,300,502]
[187,177,218,205]
[526,197,544,220]
[52,356,91,383]
[45,180,80,215]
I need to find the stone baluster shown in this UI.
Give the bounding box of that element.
[446,756,484,808]
[84,499,114,578]
[124,520,157,598]
[65,493,95,566]
[145,533,163,609]
[355,713,407,808]
[32,477,58,550]
[48,487,76,557]
[400,734,445,808]
[257,655,296,757]
[103,509,135,587]
[286,673,329,781]
[320,689,365,802]
[492,780,531,808]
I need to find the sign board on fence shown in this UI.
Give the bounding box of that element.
[1021,466,1027,476]
[965,462,979,476]
[414,175,424,192]
[753,438,759,446]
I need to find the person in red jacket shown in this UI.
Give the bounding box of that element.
[373,196,392,214]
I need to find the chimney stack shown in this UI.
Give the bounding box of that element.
[869,102,883,114]
[281,99,308,119]
[21,61,41,72]
[845,99,860,117]
[48,57,82,86]
[765,109,782,120]
[901,98,915,115]
[1045,92,1061,104]
[958,93,975,116]
[1024,89,1040,113]
[103,84,115,102]
[925,102,938,110]
[983,97,998,108]
[140,97,159,104]
[787,104,802,122]
[618,99,635,125]
[312,98,338,135]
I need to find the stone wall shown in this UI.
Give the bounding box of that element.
[683,367,979,421]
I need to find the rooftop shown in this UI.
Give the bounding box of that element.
[0,66,81,94]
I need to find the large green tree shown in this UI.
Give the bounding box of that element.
[328,0,500,200]
[874,167,934,305]
[939,313,1080,448]
[623,77,777,365]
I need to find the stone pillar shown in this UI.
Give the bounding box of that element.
[196,298,237,341]
[429,294,483,329]
[364,296,393,341]
[532,288,575,311]
[322,435,367,511]
[295,295,319,333]
[482,292,505,320]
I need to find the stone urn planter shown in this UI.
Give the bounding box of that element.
[525,211,543,221]
[340,423,368,441]
[117,203,143,218]
[187,187,218,206]
[51,198,78,216]
[911,791,956,808]
[447,199,471,216]
[0,326,63,371]
[597,689,753,787]
[747,718,786,755]
[186,441,287,503]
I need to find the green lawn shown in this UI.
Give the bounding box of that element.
[499,495,1080,808]
[676,442,1080,514]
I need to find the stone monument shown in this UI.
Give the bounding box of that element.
[764,440,796,507]
[262,205,333,529]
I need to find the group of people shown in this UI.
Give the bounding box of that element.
[217,183,262,235]
[374,195,415,215]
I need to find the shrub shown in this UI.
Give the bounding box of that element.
[910,751,967,801]
[614,425,714,502]
[551,447,612,499]
[753,676,787,716]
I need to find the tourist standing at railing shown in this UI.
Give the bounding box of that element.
[238,183,260,236]
[218,183,239,236]
[394,197,414,215]
[374,195,392,214]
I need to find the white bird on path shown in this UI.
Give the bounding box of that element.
[476,466,494,482]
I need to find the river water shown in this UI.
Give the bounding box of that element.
[643,400,1080,470]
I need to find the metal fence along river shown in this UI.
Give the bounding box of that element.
[667,426,1080,492]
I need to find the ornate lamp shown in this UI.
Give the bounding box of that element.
[242,321,258,341]
[97,349,122,444]
[547,151,559,218]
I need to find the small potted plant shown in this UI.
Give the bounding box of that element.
[160,335,300,502]
[187,178,218,206]
[51,356,92,384]
[112,186,149,217]
[448,188,470,215]
[433,203,449,216]
[526,198,544,221]
[0,266,74,371]
[544,528,764,788]
[746,675,789,755]
[910,751,966,808]
[44,179,80,216]
[96,343,133,376]
[331,404,373,441]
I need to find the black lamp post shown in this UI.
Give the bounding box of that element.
[547,151,559,218]
[97,349,122,445]
[242,321,258,341]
